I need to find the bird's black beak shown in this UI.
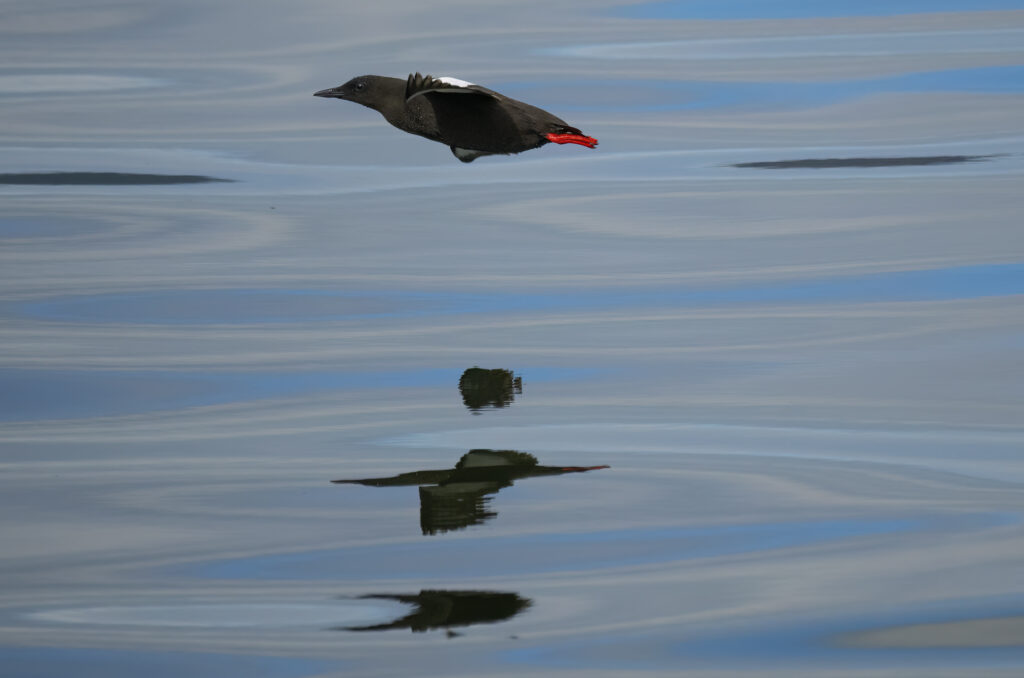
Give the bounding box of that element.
[314,87,346,99]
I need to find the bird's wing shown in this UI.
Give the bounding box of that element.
[405,72,498,102]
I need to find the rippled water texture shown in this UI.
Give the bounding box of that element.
[2,1,1024,676]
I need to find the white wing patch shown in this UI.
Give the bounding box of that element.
[437,76,475,88]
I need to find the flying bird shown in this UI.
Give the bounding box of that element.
[314,73,598,163]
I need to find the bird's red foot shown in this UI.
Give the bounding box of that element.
[545,133,598,149]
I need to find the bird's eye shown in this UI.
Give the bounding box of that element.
[354,82,366,92]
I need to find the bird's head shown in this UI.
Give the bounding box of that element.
[314,76,379,107]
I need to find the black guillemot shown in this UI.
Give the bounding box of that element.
[314,73,598,162]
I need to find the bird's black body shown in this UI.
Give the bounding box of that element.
[314,73,597,162]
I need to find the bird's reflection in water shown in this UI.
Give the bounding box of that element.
[458,367,522,413]
[339,590,531,633]
[332,449,609,535]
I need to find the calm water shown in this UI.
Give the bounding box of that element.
[3,1,1024,676]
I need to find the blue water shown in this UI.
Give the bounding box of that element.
[185,518,921,580]
[517,66,1024,113]
[4,1,1024,676]
[619,0,1024,20]
[0,647,336,678]
[0,366,595,421]
[17,262,1024,327]
[0,215,112,238]
[505,595,1024,670]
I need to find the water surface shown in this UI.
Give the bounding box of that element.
[2,1,1024,677]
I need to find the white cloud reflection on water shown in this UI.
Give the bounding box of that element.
[0,74,162,94]
[548,29,1024,61]
[2,0,1024,676]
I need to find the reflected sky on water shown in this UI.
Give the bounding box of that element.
[617,0,1024,20]
[2,1,1024,677]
